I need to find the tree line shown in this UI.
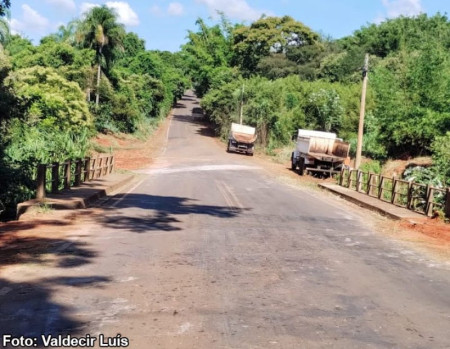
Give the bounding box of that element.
[182,14,449,187]
[0,4,188,217]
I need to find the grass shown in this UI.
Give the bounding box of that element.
[263,145,293,164]
[36,201,53,214]
[114,168,133,175]
[91,143,113,154]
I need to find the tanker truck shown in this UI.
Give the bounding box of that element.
[227,123,257,156]
[291,129,350,176]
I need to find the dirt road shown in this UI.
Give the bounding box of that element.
[1,91,450,348]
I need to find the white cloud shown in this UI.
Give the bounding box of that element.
[150,5,163,16]
[167,2,184,16]
[80,2,139,26]
[80,2,99,15]
[10,4,50,35]
[106,2,139,26]
[45,0,76,13]
[381,0,423,18]
[195,0,268,21]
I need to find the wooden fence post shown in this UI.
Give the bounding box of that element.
[97,157,103,178]
[51,162,59,194]
[391,178,397,204]
[426,186,435,217]
[36,164,47,199]
[84,157,91,182]
[110,156,114,174]
[356,170,361,192]
[91,158,97,180]
[339,168,344,186]
[378,177,383,200]
[74,159,82,186]
[407,181,413,210]
[104,157,109,176]
[63,161,71,189]
[445,188,450,218]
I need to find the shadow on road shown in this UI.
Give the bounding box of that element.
[0,236,97,268]
[0,276,110,346]
[0,232,109,343]
[101,194,250,233]
[171,110,218,139]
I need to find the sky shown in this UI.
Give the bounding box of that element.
[8,0,450,52]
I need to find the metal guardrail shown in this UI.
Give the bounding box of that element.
[339,168,450,218]
[36,155,114,199]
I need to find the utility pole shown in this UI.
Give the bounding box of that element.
[355,53,369,170]
[239,83,245,125]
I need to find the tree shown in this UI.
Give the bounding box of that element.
[76,5,125,105]
[0,17,8,45]
[0,40,11,116]
[256,53,298,79]
[181,17,234,96]
[306,88,343,132]
[4,66,92,132]
[120,32,145,58]
[43,21,80,45]
[0,0,10,17]
[232,16,319,76]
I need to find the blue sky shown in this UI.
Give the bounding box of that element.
[8,0,450,52]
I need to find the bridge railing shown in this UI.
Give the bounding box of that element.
[339,168,450,218]
[36,155,114,199]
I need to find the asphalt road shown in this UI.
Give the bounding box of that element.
[1,91,450,348]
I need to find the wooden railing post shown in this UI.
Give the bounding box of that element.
[36,164,47,199]
[63,161,71,189]
[445,188,450,218]
[378,176,384,200]
[407,181,413,210]
[74,159,82,186]
[103,157,108,176]
[91,158,97,180]
[51,162,59,194]
[84,157,91,182]
[357,170,365,192]
[426,186,435,217]
[110,156,114,174]
[339,168,344,186]
[391,178,397,204]
[97,157,103,178]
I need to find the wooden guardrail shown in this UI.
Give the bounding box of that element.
[339,168,450,218]
[36,155,114,199]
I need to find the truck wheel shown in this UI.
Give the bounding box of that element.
[291,154,297,171]
[299,157,305,176]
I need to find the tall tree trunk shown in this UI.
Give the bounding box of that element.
[95,43,103,106]
[95,60,101,106]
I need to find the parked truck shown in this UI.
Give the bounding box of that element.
[291,129,350,176]
[227,123,257,156]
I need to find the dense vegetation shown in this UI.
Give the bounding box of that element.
[182,14,449,186]
[0,5,188,217]
[0,3,449,218]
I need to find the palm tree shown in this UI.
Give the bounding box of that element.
[53,20,80,45]
[0,17,8,45]
[0,0,10,46]
[76,5,125,105]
